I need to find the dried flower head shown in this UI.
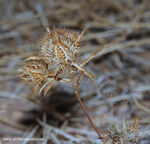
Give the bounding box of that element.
[18,56,48,85]
[40,29,81,65]
[104,119,141,144]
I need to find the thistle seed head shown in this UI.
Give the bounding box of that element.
[40,29,80,65]
[18,56,48,85]
[104,121,140,144]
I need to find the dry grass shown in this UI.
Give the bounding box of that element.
[0,0,150,143]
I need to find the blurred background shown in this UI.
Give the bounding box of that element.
[0,0,150,143]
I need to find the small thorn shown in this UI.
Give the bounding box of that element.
[46,26,50,33]
[77,27,86,42]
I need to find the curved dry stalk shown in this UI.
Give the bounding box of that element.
[80,45,107,67]
[68,66,103,140]
[134,98,150,114]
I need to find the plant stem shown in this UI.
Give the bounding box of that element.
[68,67,103,140]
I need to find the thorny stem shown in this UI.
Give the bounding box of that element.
[68,67,104,140]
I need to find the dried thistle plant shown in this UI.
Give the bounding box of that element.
[104,118,141,144]
[18,26,106,140]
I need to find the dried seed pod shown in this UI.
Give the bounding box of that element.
[104,119,140,144]
[24,56,48,73]
[40,29,80,65]
[18,56,48,85]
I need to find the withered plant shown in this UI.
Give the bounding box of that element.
[18,26,106,139]
[104,118,140,144]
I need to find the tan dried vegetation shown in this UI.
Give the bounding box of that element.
[18,26,105,139]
